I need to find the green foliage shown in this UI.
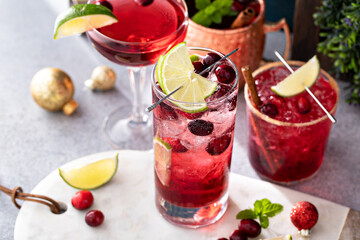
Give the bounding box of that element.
[314,0,360,104]
[192,0,237,27]
[236,198,283,229]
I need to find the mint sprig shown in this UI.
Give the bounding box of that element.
[192,0,238,28]
[236,198,283,229]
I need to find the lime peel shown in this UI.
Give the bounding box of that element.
[54,4,118,40]
[271,55,320,97]
[59,154,119,190]
[153,137,172,187]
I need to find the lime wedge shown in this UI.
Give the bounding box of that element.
[263,235,292,240]
[159,42,217,113]
[54,4,118,40]
[59,154,118,189]
[153,137,172,187]
[271,55,320,97]
[190,54,200,62]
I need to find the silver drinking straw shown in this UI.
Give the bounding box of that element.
[145,48,239,112]
[274,51,337,123]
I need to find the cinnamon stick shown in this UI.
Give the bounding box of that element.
[241,65,261,107]
[231,7,255,29]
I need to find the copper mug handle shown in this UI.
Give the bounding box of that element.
[264,18,291,60]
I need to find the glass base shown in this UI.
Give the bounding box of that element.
[155,192,228,228]
[103,105,153,150]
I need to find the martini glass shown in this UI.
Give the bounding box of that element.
[86,0,188,150]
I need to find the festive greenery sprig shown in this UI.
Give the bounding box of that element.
[236,198,283,228]
[192,0,237,27]
[313,0,360,104]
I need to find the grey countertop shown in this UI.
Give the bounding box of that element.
[0,0,359,239]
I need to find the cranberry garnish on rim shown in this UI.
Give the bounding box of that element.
[259,103,279,118]
[188,119,214,136]
[238,219,261,238]
[134,0,153,6]
[203,52,222,67]
[215,64,236,84]
[96,0,113,11]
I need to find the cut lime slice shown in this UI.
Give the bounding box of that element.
[271,55,320,97]
[263,235,292,240]
[159,42,217,113]
[190,54,200,62]
[59,154,118,189]
[54,4,118,40]
[153,137,172,187]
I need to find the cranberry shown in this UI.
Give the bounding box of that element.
[215,64,236,84]
[269,95,285,108]
[297,97,311,114]
[218,238,229,240]
[248,1,260,15]
[206,133,232,156]
[238,219,261,238]
[96,0,113,11]
[188,119,214,136]
[259,103,279,118]
[229,229,248,240]
[134,0,153,6]
[231,1,245,12]
[163,137,188,153]
[203,53,221,67]
[290,201,318,231]
[178,111,204,120]
[71,190,94,210]
[85,210,104,227]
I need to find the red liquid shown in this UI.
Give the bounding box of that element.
[247,66,338,183]
[87,0,187,66]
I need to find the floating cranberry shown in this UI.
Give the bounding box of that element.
[215,64,236,84]
[96,0,113,11]
[71,190,94,210]
[85,210,104,227]
[269,95,285,108]
[192,61,209,77]
[229,229,248,240]
[297,97,311,114]
[203,53,221,67]
[238,219,261,238]
[290,201,318,231]
[188,119,214,136]
[163,137,188,153]
[134,0,153,6]
[206,134,232,156]
[259,103,279,118]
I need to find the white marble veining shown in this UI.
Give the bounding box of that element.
[14,150,349,240]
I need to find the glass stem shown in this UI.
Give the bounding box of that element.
[127,66,148,124]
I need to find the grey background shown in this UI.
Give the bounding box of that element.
[0,0,359,239]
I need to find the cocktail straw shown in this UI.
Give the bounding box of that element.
[274,51,337,123]
[145,48,239,112]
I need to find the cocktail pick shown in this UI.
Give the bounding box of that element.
[145,48,239,112]
[274,51,337,123]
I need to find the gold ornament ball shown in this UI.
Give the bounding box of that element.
[31,67,78,115]
[85,65,116,91]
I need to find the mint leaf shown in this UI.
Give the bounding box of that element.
[254,200,263,215]
[192,11,212,27]
[236,209,258,220]
[211,12,222,24]
[259,215,269,229]
[263,203,283,217]
[260,198,271,207]
[195,0,211,10]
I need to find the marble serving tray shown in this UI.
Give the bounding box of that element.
[14,150,349,239]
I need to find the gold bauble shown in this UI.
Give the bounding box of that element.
[31,68,78,115]
[85,65,116,91]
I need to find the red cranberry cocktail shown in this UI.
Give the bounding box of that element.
[152,47,239,227]
[245,61,339,184]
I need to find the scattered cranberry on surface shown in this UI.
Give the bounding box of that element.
[297,97,311,114]
[134,0,153,6]
[188,119,214,136]
[259,103,279,118]
[163,137,188,153]
[71,190,94,210]
[238,219,261,238]
[215,64,236,84]
[229,229,248,240]
[96,0,113,11]
[290,201,319,231]
[85,210,105,227]
[206,133,232,156]
[203,53,221,67]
